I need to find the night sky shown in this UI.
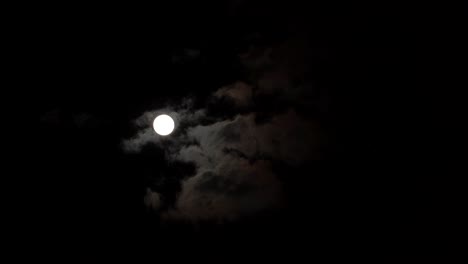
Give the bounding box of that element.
[19,1,459,259]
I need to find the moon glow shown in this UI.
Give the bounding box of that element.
[153,114,175,136]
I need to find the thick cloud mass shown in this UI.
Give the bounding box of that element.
[123,36,324,221]
[167,158,283,221]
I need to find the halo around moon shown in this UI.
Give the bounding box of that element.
[153,114,175,136]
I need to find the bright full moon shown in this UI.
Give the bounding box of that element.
[153,114,175,136]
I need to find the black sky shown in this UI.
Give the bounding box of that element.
[14,1,461,259]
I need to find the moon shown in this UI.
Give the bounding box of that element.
[153,114,175,136]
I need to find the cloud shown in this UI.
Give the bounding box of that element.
[123,34,327,222]
[214,81,253,108]
[176,110,320,167]
[165,158,283,221]
[240,37,314,97]
[171,48,201,65]
[122,98,205,153]
[144,188,161,211]
[124,106,320,221]
[40,108,60,124]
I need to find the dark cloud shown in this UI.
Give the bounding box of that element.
[144,188,161,211]
[39,109,103,129]
[171,48,202,65]
[241,37,315,96]
[40,108,60,125]
[214,81,253,108]
[165,158,283,221]
[73,112,100,128]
